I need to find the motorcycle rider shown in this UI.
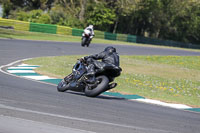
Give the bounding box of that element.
[83,25,95,43]
[83,46,120,89]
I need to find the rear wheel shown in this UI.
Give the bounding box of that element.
[57,80,70,92]
[85,75,109,97]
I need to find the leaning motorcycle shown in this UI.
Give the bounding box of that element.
[57,58,122,97]
[81,29,92,47]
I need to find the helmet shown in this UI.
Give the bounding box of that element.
[88,25,93,29]
[104,46,116,53]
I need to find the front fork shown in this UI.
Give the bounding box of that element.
[64,73,73,83]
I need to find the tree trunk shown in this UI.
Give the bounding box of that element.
[113,18,119,34]
[79,0,87,22]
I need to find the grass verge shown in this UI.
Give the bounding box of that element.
[24,55,200,107]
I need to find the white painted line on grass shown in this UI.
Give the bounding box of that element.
[7,70,36,73]
[18,63,39,67]
[23,76,55,80]
[8,67,38,69]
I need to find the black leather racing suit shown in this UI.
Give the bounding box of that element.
[85,50,120,75]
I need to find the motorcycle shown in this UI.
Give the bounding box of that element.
[57,58,122,97]
[81,29,92,47]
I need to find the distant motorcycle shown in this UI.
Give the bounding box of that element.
[81,29,92,47]
[57,58,122,97]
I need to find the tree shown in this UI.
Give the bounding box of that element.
[105,0,138,33]
[86,2,116,31]
[79,0,87,22]
[158,0,200,44]
[1,0,54,18]
[49,0,84,28]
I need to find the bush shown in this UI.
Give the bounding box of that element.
[15,10,51,24]
[86,3,116,31]
[37,14,51,24]
[49,6,84,28]
[16,11,30,21]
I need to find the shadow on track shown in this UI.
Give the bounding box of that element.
[63,91,125,100]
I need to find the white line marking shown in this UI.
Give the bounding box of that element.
[7,70,36,73]
[18,63,39,67]
[8,67,38,69]
[133,99,192,109]
[22,76,55,80]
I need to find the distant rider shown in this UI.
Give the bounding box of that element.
[83,25,95,43]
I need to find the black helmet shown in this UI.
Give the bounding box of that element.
[104,46,116,53]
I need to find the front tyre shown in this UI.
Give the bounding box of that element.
[57,80,70,92]
[81,37,86,47]
[86,42,90,47]
[85,75,109,97]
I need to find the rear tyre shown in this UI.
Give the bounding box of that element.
[57,80,70,92]
[85,75,109,97]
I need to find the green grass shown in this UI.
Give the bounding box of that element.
[24,55,200,107]
[0,28,81,42]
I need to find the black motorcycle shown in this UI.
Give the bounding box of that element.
[57,58,122,97]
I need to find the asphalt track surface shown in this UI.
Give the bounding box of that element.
[0,39,200,133]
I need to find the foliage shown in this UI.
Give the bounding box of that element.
[1,0,13,18]
[49,5,84,28]
[86,2,116,31]
[14,10,51,24]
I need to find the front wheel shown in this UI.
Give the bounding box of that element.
[57,80,70,92]
[86,42,90,47]
[85,75,109,97]
[81,37,87,47]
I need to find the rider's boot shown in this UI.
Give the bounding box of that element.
[86,64,96,84]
